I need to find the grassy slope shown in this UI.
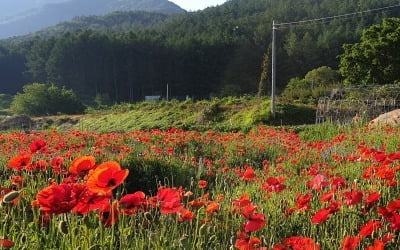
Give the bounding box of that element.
[71,97,316,132]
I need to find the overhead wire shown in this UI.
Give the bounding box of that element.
[275,3,400,28]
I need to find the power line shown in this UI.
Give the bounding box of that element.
[270,3,400,116]
[275,3,400,27]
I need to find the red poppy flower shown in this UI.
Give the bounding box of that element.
[320,192,334,202]
[235,231,262,250]
[307,174,327,191]
[284,207,296,216]
[359,220,382,238]
[10,175,24,187]
[366,239,384,250]
[374,152,387,162]
[375,165,395,182]
[241,166,256,181]
[341,236,361,250]
[8,154,32,171]
[331,177,347,191]
[119,191,146,214]
[262,177,286,193]
[386,199,400,212]
[388,212,400,231]
[51,156,64,169]
[29,139,46,153]
[0,238,14,248]
[198,180,208,189]
[271,244,288,250]
[381,232,394,243]
[377,206,392,219]
[98,200,119,227]
[72,188,111,215]
[327,201,341,213]
[311,208,331,224]
[86,161,129,194]
[365,192,381,205]
[206,201,220,214]
[188,198,205,208]
[343,191,363,206]
[35,183,86,214]
[296,193,313,211]
[363,192,381,213]
[240,204,266,232]
[233,193,252,208]
[156,187,183,214]
[282,236,320,250]
[243,212,266,232]
[69,156,96,176]
[178,208,194,222]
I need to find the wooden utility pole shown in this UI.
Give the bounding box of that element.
[271,20,277,116]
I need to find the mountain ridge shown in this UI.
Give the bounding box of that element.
[0,0,185,39]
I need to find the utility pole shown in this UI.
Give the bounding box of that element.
[166,83,169,101]
[271,20,277,116]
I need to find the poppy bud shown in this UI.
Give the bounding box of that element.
[144,212,153,221]
[0,238,14,248]
[2,191,19,203]
[58,220,68,234]
[19,234,27,243]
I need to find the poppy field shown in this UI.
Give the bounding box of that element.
[0,124,400,249]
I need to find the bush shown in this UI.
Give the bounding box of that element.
[282,66,342,103]
[281,77,310,101]
[10,83,84,116]
[123,157,198,194]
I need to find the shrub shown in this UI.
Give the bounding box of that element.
[10,83,84,116]
[282,66,342,103]
[123,157,198,194]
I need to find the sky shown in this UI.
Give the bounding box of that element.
[169,0,228,11]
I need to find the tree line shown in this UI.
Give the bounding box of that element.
[1,0,400,104]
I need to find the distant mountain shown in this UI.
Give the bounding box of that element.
[0,0,67,19]
[0,0,185,39]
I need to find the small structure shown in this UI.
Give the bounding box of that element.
[145,96,161,102]
[0,115,34,130]
[316,85,400,124]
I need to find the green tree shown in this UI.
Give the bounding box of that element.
[10,83,84,116]
[304,66,340,86]
[257,52,269,97]
[282,66,341,103]
[339,18,400,85]
[26,38,56,83]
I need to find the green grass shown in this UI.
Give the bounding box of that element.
[75,97,315,132]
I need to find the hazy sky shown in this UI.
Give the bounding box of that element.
[169,0,228,11]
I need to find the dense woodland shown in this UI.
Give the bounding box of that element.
[1,0,400,103]
[0,0,184,38]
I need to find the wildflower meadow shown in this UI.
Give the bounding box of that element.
[0,124,399,249]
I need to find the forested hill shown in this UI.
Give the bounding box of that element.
[1,0,400,102]
[18,11,170,41]
[0,0,184,39]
